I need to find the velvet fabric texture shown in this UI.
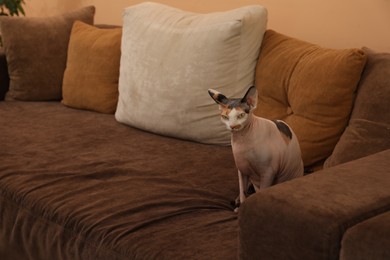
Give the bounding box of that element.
[62,21,122,114]
[0,102,238,259]
[254,30,367,167]
[116,2,268,145]
[239,149,390,260]
[325,48,390,167]
[340,211,390,260]
[0,6,95,101]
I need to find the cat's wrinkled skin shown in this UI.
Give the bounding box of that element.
[208,86,304,212]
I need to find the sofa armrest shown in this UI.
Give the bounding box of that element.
[238,149,390,260]
[340,211,390,260]
[0,48,9,101]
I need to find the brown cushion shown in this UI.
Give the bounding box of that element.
[254,30,367,167]
[324,48,390,167]
[62,21,122,114]
[0,6,95,101]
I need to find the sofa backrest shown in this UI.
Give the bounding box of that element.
[1,25,388,169]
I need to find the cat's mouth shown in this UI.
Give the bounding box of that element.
[228,125,242,132]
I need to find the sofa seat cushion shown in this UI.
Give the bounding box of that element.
[0,6,95,101]
[325,48,390,167]
[0,102,238,259]
[62,21,122,114]
[254,30,367,167]
[116,2,267,145]
[340,211,390,260]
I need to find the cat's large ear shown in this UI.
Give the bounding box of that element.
[208,89,229,106]
[241,86,258,110]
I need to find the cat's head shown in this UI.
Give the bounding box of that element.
[208,86,258,132]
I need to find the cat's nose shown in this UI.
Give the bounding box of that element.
[230,124,241,130]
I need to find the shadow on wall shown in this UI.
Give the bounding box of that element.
[25,0,82,16]
[23,0,390,52]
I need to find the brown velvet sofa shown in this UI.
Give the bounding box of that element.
[1,6,390,260]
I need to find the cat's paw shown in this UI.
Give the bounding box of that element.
[235,196,241,207]
[234,207,240,213]
[230,196,241,207]
[230,196,241,208]
[232,196,241,212]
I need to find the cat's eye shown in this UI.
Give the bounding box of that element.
[237,113,246,119]
[221,115,229,120]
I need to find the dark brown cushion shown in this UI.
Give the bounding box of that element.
[0,101,238,259]
[254,30,367,167]
[324,48,390,167]
[0,6,95,101]
[62,21,122,114]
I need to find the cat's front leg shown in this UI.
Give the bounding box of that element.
[234,170,248,212]
[259,168,276,190]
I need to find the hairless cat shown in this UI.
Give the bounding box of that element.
[208,86,304,212]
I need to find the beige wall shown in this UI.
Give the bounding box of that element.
[25,0,390,52]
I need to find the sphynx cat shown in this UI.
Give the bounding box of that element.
[208,86,304,212]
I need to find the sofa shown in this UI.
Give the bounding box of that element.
[0,3,389,260]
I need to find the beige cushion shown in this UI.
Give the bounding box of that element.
[254,30,367,167]
[0,6,95,101]
[62,21,122,114]
[115,2,267,145]
[324,48,390,167]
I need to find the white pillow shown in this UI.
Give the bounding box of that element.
[116,2,267,145]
